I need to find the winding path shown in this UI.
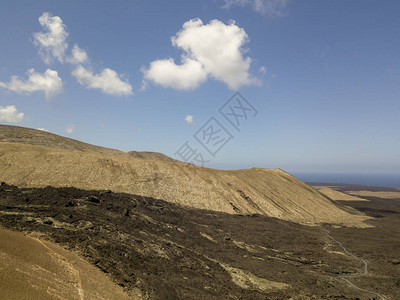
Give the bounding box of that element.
[323,230,387,300]
[31,236,85,300]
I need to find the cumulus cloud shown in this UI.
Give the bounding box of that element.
[0,68,63,101]
[185,114,195,126]
[32,12,131,96]
[65,124,75,134]
[223,0,289,17]
[72,65,133,96]
[0,12,65,101]
[33,12,68,64]
[67,45,88,64]
[0,105,24,124]
[33,12,87,65]
[143,58,207,90]
[143,18,259,90]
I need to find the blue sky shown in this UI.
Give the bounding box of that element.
[0,0,399,175]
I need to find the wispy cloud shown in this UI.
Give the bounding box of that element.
[0,68,63,101]
[66,45,88,65]
[0,105,24,124]
[185,114,195,126]
[65,124,75,134]
[223,0,289,17]
[143,18,260,90]
[33,12,69,64]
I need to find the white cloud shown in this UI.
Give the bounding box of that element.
[33,12,68,64]
[67,45,88,64]
[0,68,63,101]
[223,0,289,17]
[65,124,75,134]
[72,65,133,96]
[143,18,259,90]
[37,128,49,132]
[259,66,267,74]
[31,12,132,97]
[143,58,207,90]
[185,114,195,126]
[0,105,24,124]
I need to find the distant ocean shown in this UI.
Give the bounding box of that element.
[292,173,400,188]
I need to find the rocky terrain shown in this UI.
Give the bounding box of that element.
[0,125,398,299]
[1,182,399,299]
[0,227,131,300]
[0,125,369,226]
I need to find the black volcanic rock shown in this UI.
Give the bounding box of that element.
[0,183,399,299]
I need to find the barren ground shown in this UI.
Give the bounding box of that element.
[1,183,399,299]
[0,228,133,300]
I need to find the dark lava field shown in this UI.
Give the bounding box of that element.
[0,182,399,299]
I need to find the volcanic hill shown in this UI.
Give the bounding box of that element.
[0,125,369,226]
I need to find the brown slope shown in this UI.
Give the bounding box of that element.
[0,141,370,227]
[0,124,123,155]
[0,125,178,162]
[0,228,135,300]
[127,150,178,163]
[4,184,397,299]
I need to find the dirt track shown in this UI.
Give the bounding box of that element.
[0,228,132,300]
[1,183,398,299]
[324,230,388,300]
